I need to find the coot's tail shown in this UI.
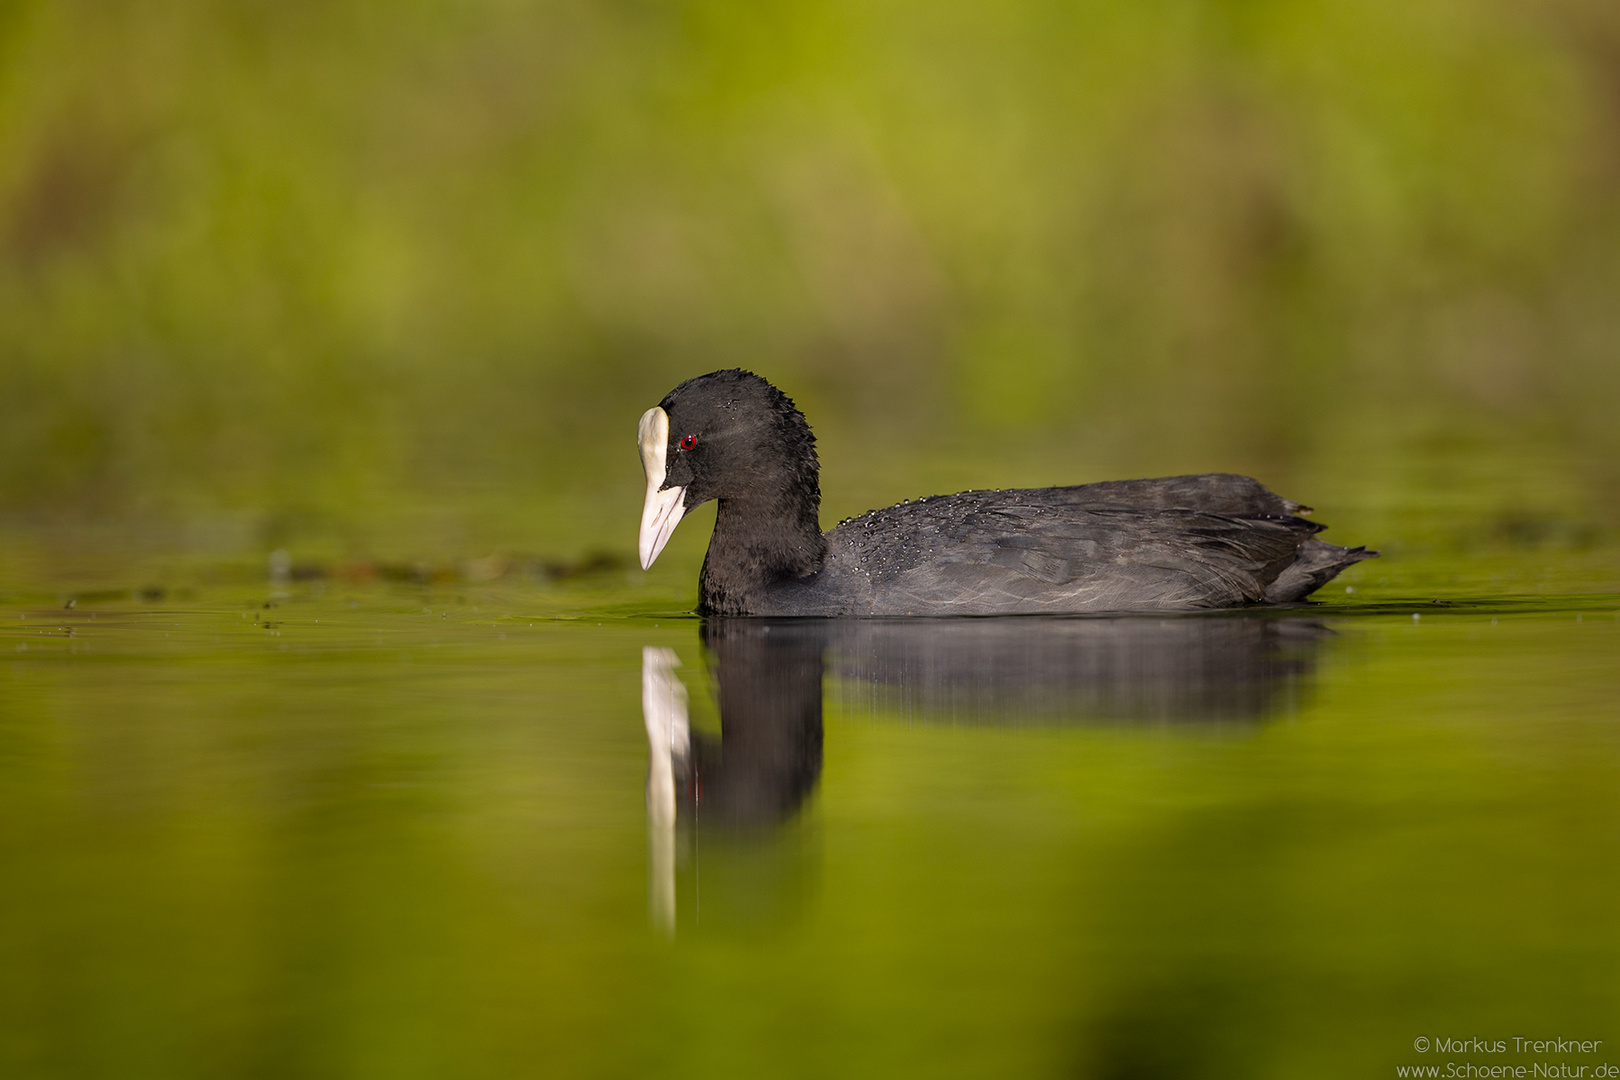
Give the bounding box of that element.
[1264,539,1378,603]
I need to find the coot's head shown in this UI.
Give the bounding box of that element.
[637,369,820,570]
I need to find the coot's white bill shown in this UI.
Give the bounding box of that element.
[638,406,686,570]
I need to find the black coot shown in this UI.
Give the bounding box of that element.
[637,369,1375,616]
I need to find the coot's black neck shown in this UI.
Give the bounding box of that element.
[699,487,827,616]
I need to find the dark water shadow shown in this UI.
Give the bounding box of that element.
[640,613,1337,932]
[828,614,1331,725]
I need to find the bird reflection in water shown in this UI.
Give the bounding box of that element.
[642,619,826,933]
[641,614,1335,932]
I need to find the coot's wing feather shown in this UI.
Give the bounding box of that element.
[1046,473,1308,517]
[829,492,1321,614]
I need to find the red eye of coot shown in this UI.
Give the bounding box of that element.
[679,434,698,451]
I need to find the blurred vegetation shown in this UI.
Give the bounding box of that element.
[2,0,1619,558]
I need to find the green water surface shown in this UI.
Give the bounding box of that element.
[1,536,1617,1080]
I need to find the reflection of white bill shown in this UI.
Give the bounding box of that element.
[642,647,690,933]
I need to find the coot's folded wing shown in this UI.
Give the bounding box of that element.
[1046,473,1307,517]
[830,492,1321,614]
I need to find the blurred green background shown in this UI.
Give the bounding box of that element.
[3,0,1618,568]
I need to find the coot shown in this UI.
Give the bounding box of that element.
[637,369,1374,616]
